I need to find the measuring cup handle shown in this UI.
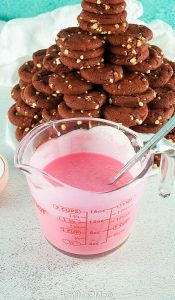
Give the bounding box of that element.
[159,153,175,198]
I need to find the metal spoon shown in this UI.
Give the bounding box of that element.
[110,115,175,184]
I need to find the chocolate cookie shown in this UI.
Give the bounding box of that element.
[16,98,40,118]
[108,24,153,47]
[146,62,173,89]
[11,84,21,102]
[108,43,148,57]
[80,64,123,84]
[108,45,149,65]
[110,88,156,107]
[144,107,174,126]
[16,120,43,141]
[49,73,93,95]
[56,27,104,51]
[42,108,61,122]
[132,124,163,134]
[127,46,164,73]
[78,10,127,24]
[18,61,37,84]
[32,70,53,95]
[149,87,175,109]
[16,127,29,141]
[23,84,62,109]
[43,44,72,74]
[19,79,28,90]
[87,0,124,3]
[64,90,107,110]
[32,49,47,69]
[60,54,104,69]
[78,18,128,35]
[103,105,148,127]
[61,46,105,59]
[8,104,34,128]
[165,60,175,91]
[58,101,101,118]
[103,73,149,95]
[81,1,126,14]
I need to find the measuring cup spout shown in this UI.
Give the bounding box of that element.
[15,162,63,188]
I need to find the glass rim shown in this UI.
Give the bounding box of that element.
[14,117,153,194]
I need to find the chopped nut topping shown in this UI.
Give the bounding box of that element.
[91,23,98,30]
[105,4,110,10]
[64,49,69,55]
[136,119,143,125]
[155,120,160,125]
[77,120,82,125]
[61,124,66,130]
[109,98,113,104]
[36,63,42,68]
[126,44,132,49]
[130,57,137,64]
[55,58,61,65]
[115,24,119,29]
[137,40,143,47]
[24,128,30,132]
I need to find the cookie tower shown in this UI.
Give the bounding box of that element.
[8,0,175,145]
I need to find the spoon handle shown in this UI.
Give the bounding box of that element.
[110,115,175,184]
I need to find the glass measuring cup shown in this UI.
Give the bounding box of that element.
[14,118,175,257]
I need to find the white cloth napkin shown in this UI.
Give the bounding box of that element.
[0,0,174,87]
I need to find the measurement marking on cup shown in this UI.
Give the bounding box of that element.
[85,212,88,245]
[105,209,113,243]
[59,199,133,246]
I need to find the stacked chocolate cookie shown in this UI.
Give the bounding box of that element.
[56,27,105,69]
[102,24,170,128]
[78,0,128,35]
[9,51,62,141]
[8,0,175,147]
[51,27,107,118]
[132,59,175,139]
[107,24,153,66]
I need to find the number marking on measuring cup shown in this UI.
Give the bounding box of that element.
[50,198,136,247]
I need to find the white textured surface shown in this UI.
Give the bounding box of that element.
[1,87,175,300]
